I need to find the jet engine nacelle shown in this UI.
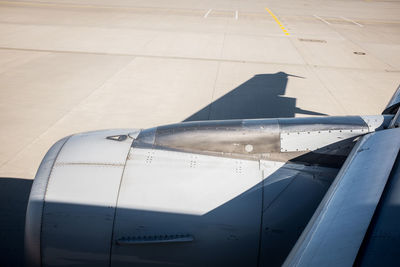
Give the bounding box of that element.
[26,116,387,267]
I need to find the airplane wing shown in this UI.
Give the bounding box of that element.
[284,86,400,267]
[284,127,400,267]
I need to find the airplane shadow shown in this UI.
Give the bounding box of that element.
[184,72,326,121]
[0,178,32,267]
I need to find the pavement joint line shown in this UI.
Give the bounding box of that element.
[313,15,332,25]
[2,1,399,24]
[340,16,364,27]
[306,65,349,114]
[315,14,394,72]
[0,0,243,22]
[204,9,212,18]
[265,7,290,36]
[0,55,137,170]
[0,46,390,73]
[206,61,221,120]
[0,0,135,10]
[0,20,298,39]
[0,0,206,15]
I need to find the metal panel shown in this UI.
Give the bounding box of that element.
[382,84,400,114]
[388,110,400,128]
[361,115,392,131]
[111,148,262,267]
[283,128,400,267]
[133,117,374,164]
[40,129,135,267]
[153,119,280,157]
[259,164,338,266]
[25,136,70,267]
[42,165,125,266]
[57,129,137,164]
[278,116,368,132]
[356,149,400,266]
[280,129,365,152]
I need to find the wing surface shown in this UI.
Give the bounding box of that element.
[283,128,400,267]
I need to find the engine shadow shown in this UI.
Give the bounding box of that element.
[0,177,32,267]
[184,72,326,121]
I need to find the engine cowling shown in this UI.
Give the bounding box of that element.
[27,117,368,266]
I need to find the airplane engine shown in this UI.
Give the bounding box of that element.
[26,117,384,267]
[23,86,400,267]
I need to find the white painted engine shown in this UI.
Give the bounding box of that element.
[25,116,390,267]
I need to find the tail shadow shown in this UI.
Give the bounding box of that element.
[184,72,326,121]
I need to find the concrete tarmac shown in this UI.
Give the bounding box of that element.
[0,0,399,265]
[0,0,399,179]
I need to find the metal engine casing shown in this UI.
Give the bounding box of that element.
[27,116,386,266]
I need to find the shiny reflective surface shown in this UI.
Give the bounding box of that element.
[133,116,389,166]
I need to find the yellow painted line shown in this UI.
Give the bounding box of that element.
[265,7,290,36]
